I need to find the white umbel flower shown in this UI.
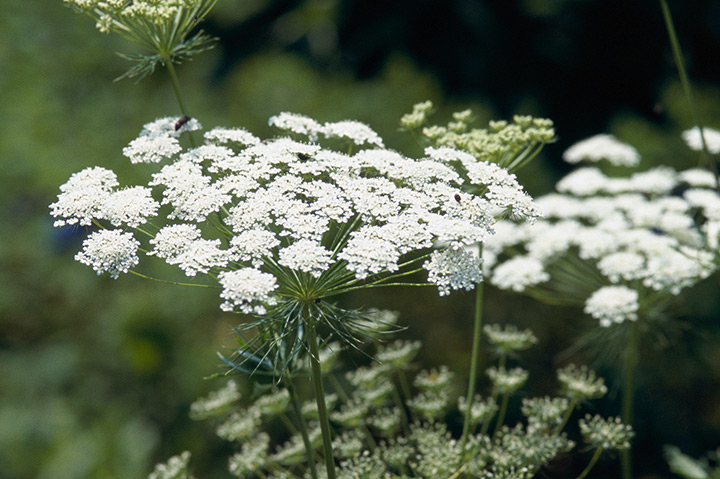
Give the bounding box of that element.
[563,134,640,167]
[321,120,384,147]
[682,127,720,154]
[75,229,140,279]
[218,269,278,315]
[490,256,549,292]
[50,166,118,226]
[123,135,181,164]
[278,239,335,278]
[269,112,322,141]
[101,186,159,227]
[584,286,639,327]
[423,247,483,296]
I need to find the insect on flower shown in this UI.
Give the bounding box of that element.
[174,115,191,131]
[454,193,462,203]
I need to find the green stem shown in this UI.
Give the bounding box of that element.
[576,447,604,479]
[659,0,719,184]
[554,398,577,435]
[306,309,337,479]
[620,320,640,479]
[491,392,510,440]
[164,58,197,147]
[460,270,484,452]
[286,375,319,479]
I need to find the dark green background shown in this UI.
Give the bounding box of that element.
[2,1,720,478]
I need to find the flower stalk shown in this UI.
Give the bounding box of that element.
[460,247,484,451]
[305,305,337,479]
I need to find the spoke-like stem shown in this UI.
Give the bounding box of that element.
[659,0,719,185]
[460,266,484,452]
[286,375,319,479]
[620,320,640,479]
[306,309,337,479]
[128,270,219,288]
[576,447,604,479]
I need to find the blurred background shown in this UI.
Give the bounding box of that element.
[2,0,720,478]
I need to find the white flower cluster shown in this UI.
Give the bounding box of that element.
[53,113,539,314]
[484,135,720,327]
[562,134,640,167]
[682,126,720,154]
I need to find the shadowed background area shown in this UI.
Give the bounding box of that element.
[2,0,720,478]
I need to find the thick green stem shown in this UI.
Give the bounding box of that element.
[576,447,604,479]
[286,375,319,479]
[306,310,337,479]
[460,269,484,451]
[621,320,640,479]
[659,0,719,184]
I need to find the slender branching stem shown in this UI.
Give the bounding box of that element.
[576,447,604,479]
[621,320,640,479]
[659,0,719,185]
[492,392,510,440]
[305,306,337,479]
[460,264,484,452]
[286,374,319,479]
[554,398,577,435]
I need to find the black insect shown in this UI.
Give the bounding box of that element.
[174,115,191,131]
[454,193,462,203]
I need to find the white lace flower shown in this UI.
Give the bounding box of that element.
[682,127,720,154]
[584,286,639,327]
[101,186,160,227]
[490,256,549,292]
[423,247,483,296]
[172,238,231,277]
[597,252,645,283]
[556,167,610,196]
[123,135,181,164]
[218,268,278,315]
[229,229,280,268]
[563,134,640,167]
[321,120,384,147]
[204,127,260,146]
[150,159,230,221]
[278,239,334,278]
[148,224,202,260]
[75,229,140,279]
[338,228,401,280]
[269,112,322,141]
[50,167,118,226]
[139,116,202,138]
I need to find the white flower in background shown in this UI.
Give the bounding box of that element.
[75,229,140,279]
[682,126,720,154]
[584,286,639,327]
[486,132,718,327]
[490,256,549,292]
[563,134,640,167]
